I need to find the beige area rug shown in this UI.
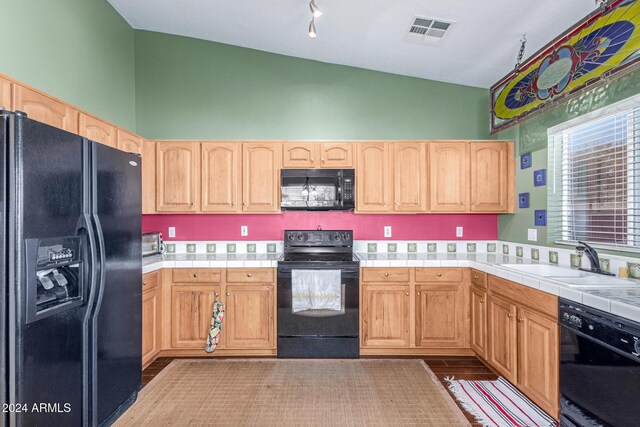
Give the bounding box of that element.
[115,359,470,427]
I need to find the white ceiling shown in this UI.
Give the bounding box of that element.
[108,0,597,88]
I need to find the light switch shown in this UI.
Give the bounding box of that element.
[384,226,392,238]
[168,227,176,238]
[241,225,248,236]
[456,226,463,237]
[528,228,538,242]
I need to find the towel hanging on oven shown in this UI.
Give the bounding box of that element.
[205,294,225,353]
[292,269,341,313]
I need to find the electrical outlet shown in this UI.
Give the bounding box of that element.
[528,228,538,242]
[384,226,392,238]
[168,227,176,238]
[456,226,463,237]
[241,225,248,236]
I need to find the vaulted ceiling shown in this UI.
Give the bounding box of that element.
[108,0,597,88]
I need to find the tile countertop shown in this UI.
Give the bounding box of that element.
[357,252,640,323]
[143,251,640,323]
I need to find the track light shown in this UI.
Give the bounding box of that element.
[309,0,322,18]
[308,19,317,38]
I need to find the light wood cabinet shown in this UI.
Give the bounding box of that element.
[283,142,316,168]
[356,142,390,212]
[392,142,427,212]
[171,284,220,349]
[361,284,411,347]
[415,284,465,348]
[429,141,469,212]
[0,77,12,110]
[242,142,281,212]
[517,307,559,417]
[224,284,274,349]
[470,285,488,359]
[201,142,241,212]
[142,140,157,214]
[156,141,200,212]
[488,294,518,383]
[78,113,116,148]
[470,142,513,212]
[117,129,143,154]
[13,85,78,133]
[320,143,353,167]
[142,272,161,366]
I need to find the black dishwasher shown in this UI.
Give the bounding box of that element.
[559,299,640,427]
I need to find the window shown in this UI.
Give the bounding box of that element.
[548,95,640,251]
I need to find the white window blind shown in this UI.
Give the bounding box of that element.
[548,94,640,252]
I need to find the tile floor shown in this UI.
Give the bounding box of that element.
[142,356,497,426]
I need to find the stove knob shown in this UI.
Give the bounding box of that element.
[343,232,350,241]
[334,233,341,241]
[288,233,295,241]
[634,339,640,355]
[297,233,304,241]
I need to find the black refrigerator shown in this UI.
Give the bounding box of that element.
[0,111,142,426]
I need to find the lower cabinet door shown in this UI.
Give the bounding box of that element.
[361,284,410,347]
[415,284,465,347]
[470,286,488,358]
[488,295,518,383]
[224,284,275,349]
[517,307,559,417]
[142,287,159,365]
[171,285,220,349]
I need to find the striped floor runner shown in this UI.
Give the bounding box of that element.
[446,377,556,427]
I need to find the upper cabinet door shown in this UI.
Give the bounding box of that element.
[79,113,116,148]
[283,142,317,168]
[156,141,200,212]
[141,140,156,215]
[470,142,514,213]
[13,85,78,133]
[202,142,241,213]
[429,142,469,212]
[243,142,282,213]
[356,142,390,212]
[320,143,353,168]
[0,76,12,110]
[117,129,143,154]
[392,142,427,212]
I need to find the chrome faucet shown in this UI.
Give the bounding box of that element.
[576,241,614,276]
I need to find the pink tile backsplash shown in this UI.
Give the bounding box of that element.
[143,212,498,241]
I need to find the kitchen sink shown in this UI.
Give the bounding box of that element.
[553,276,638,288]
[499,264,588,277]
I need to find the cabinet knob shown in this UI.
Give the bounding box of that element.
[247,273,252,277]
[473,275,479,279]
[417,292,421,296]
[405,291,409,296]
[193,273,198,278]
[232,201,235,206]
[518,317,524,323]
[480,299,485,303]
[437,273,443,277]
[321,157,325,163]
[384,273,389,277]
[507,313,513,319]
[226,292,230,296]
[143,281,147,286]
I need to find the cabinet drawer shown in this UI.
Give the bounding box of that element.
[415,268,463,283]
[226,268,274,283]
[173,268,221,283]
[361,268,410,283]
[470,269,487,289]
[142,271,159,291]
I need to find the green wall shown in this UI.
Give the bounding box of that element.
[0,0,136,129]
[496,69,640,256]
[134,31,489,140]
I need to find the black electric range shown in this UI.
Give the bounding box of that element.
[277,230,360,358]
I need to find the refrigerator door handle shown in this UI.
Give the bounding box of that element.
[89,212,107,427]
[78,212,98,427]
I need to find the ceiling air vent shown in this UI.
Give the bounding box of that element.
[404,17,454,46]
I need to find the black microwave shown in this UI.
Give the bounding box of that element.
[281,169,355,211]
